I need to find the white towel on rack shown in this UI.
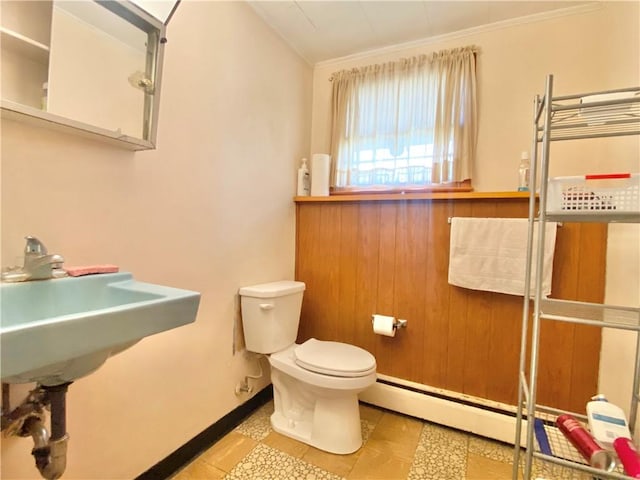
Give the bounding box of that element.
[448,217,557,297]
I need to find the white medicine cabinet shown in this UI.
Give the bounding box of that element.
[0,0,178,150]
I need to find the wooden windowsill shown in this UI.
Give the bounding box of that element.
[294,191,532,203]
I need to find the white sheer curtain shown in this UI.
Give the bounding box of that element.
[329,46,478,189]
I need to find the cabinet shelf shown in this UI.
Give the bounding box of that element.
[0,27,49,64]
[1,100,154,151]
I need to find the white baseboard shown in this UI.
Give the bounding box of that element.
[360,376,528,446]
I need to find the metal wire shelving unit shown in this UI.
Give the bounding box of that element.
[513,75,640,480]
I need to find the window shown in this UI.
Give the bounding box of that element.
[329,46,478,191]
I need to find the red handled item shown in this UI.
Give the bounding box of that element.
[556,414,615,472]
[614,437,640,478]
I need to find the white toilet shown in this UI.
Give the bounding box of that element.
[239,280,377,454]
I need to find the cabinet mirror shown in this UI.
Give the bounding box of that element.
[0,0,178,150]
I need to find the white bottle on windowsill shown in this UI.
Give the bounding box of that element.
[297,158,310,196]
[518,151,530,192]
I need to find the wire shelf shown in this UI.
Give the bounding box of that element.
[540,299,640,331]
[535,89,640,141]
[533,421,633,480]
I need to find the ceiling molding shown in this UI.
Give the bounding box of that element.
[314,2,602,69]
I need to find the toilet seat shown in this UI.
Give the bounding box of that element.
[270,343,376,391]
[294,338,376,378]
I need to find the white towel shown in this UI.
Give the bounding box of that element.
[448,217,557,297]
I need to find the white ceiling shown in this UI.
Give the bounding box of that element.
[248,1,585,64]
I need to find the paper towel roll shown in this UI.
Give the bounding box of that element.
[311,153,330,196]
[373,314,396,337]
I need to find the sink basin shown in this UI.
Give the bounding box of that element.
[0,272,200,385]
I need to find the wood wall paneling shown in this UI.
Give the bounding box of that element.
[352,203,381,355]
[336,203,359,345]
[486,200,528,405]
[295,198,605,412]
[389,201,427,382]
[422,201,453,389]
[446,201,472,394]
[569,224,606,411]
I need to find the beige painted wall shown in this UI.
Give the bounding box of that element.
[311,3,639,189]
[603,223,640,432]
[0,2,311,478]
[311,1,640,421]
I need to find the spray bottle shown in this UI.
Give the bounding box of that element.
[297,158,310,196]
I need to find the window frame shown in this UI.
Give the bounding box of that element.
[329,48,478,194]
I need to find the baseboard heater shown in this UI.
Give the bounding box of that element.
[360,374,527,446]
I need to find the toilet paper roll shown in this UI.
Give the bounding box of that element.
[373,314,396,337]
[311,153,331,196]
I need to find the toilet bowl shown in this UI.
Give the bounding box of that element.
[270,340,376,454]
[239,281,377,454]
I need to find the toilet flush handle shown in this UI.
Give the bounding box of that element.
[259,303,274,311]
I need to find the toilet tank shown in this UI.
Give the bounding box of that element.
[239,280,305,354]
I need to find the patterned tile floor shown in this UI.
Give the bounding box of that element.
[171,401,582,480]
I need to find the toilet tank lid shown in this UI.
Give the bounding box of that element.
[239,280,305,298]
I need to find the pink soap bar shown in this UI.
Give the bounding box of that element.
[65,265,119,277]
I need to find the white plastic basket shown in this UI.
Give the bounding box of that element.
[547,173,640,214]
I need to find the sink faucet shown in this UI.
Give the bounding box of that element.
[1,236,67,282]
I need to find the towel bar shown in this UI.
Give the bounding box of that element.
[447,217,562,226]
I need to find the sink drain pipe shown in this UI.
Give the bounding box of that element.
[1,382,71,480]
[33,383,71,480]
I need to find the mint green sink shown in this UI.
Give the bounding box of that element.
[1,273,200,385]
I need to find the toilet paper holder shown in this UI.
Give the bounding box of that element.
[371,316,407,330]
[394,319,408,329]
